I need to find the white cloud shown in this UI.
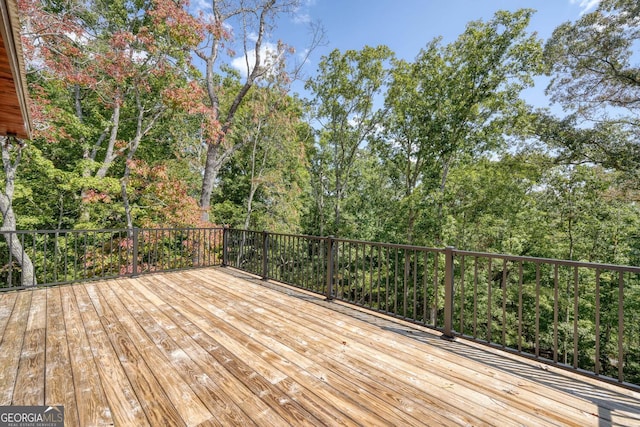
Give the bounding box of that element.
[189,0,217,29]
[192,0,211,13]
[298,48,310,62]
[131,49,149,64]
[292,0,316,25]
[231,42,282,78]
[570,0,600,14]
[65,30,91,46]
[294,13,311,24]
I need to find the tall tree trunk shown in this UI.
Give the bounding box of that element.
[95,102,122,179]
[0,139,36,286]
[198,0,278,222]
[74,84,83,120]
[76,83,92,225]
[200,143,223,222]
[200,140,243,222]
[333,137,343,234]
[405,155,416,245]
[78,103,120,224]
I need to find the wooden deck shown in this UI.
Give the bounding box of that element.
[0,268,638,426]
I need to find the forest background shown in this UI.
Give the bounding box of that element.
[2,0,638,268]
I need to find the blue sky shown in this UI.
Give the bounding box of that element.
[266,0,601,110]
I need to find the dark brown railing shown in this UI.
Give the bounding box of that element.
[0,227,223,290]
[1,226,638,389]
[224,228,640,390]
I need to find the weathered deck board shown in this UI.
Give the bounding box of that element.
[0,267,638,426]
[44,287,78,427]
[0,291,30,406]
[72,284,149,426]
[0,292,18,344]
[186,274,559,424]
[58,285,111,426]
[143,275,398,427]
[156,273,501,426]
[204,274,590,424]
[175,270,594,426]
[13,288,45,405]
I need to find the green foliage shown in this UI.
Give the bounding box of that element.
[441,154,544,253]
[367,9,545,245]
[305,45,395,236]
[211,87,311,233]
[542,0,640,185]
[545,0,640,121]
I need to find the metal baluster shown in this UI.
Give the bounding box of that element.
[618,271,625,382]
[423,251,428,325]
[573,266,579,369]
[459,255,465,334]
[501,259,508,348]
[433,252,439,327]
[393,248,398,316]
[595,269,601,375]
[553,263,559,363]
[412,250,418,321]
[403,248,408,318]
[535,263,541,358]
[473,257,478,338]
[376,245,381,311]
[443,247,454,339]
[487,257,492,344]
[518,261,523,352]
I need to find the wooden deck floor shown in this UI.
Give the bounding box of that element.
[0,268,638,426]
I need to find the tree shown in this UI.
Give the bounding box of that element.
[441,154,545,254]
[377,58,430,244]
[532,113,640,179]
[125,159,203,228]
[529,164,640,264]
[211,84,310,232]
[545,0,640,124]
[0,137,36,286]
[238,90,308,232]
[189,0,322,222]
[379,9,543,245]
[306,45,394,236]
[543,0,640,178]
[22,0,202,228]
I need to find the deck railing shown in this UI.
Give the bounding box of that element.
[0,227,223,290]
[1,226,638,389]
[224,228,640,389]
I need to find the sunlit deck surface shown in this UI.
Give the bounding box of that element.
[0,268,638,426]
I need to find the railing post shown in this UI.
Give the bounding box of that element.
[443,246,455,340]
[222,226,229,267]
[132,227,139,277]
[326,236,335,300]
[261,230,269,280]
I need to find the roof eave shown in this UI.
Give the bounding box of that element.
[0,0,32,140]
